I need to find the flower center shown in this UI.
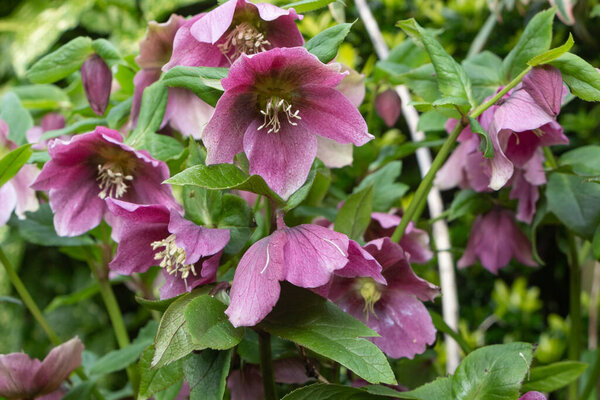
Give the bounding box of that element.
[218,22,271,63]
[96,164,133,199]
[358,278,382,320]
[151,234,197,287]
[257,97,301,133]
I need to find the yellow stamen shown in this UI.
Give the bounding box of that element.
[96,164,133,199]
[218,22,271,62]
[151,234,196,290]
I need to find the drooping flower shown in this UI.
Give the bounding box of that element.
[225,215,384,327]
[26,113,66,150]
[0,337,83,400]
[375,88,402,127]
[322,237,439,359]
[0,119,39,226]
[164,0,303,70]
[204,47,373,199]
[31,127,178,236]
[106,199,230,299]
[458,208,537,274]
[81,54,112,115]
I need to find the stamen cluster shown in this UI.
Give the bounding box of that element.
[151,234,197,283]
[257,97,301,133]
[219,22,271,62]
[97,164,133,199]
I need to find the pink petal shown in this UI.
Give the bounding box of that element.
[11,164,40,219]
[243,119,317,200]
[36,337,84,395]
[375,89,402,127]
[519,391,547,400]
[316,136,353,168]
[164,88,214,139]
[136,14,186,70]
[273,358,310,384]
[488,125,515,190]
[521,66,564,117]
[493,88,556,133]
[0,353,41,398]
[334,240,386,284]
[190,0,239,44]
[510,170,540,224]
[336,65,366,107]
[0,183,17,226]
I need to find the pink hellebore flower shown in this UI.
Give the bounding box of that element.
[0,337,83,400]
[0,120,39,226]
[323,237,439,359]
[31,127,177,237]
[26,113,66,150]
[106,199,230,299]
[225,216,384,327]
[165,0,303,70]
[519,392,546,400]
[375,89,402,127]
[204,47,373,199]
[458,208,537,274]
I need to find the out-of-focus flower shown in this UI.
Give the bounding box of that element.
[81,54,112,115]
[458,208,537,274]
[204,47,373,199]
[322,237,439,359]
[107,199,230,299]
[26,113,66,150]
[549,0,575,25]
[31,127,177,236]
[519,392,546,400]
[0,119,39,226]
[0,337,83,400]
[375,88,402,127]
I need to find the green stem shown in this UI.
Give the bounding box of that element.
[258,331,278,400]
[0,246,106,400]
[567,232,582,400]
[543,146,559,169]
[470,66,532,118]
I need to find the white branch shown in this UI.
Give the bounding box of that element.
[354,0,461,373]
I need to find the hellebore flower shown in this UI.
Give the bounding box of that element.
[164,0,303,70]
[519,392,546,400]
[26,113,66,150]
[131,15,215,139]
[106,199,230,299]
[0,337,83,400]
[81,54,112,115]
[204,47,373,199]
[458,208,537,274]
[323,237,439,359]
[0,119,39,226]
[31,127,177,237]
[225,215,384,327]
[375,89,402,127]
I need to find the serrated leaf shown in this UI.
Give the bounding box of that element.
[0,144,32,188]
[502,9,555,80]
[183,349,232,400]
[26,36,94,83]
[468,116,494,158]
[550,52,600,102]
[283,0,336,13]
[528,33,574,66]
[184,295,244,350]
[521,361,587,392]
[260,284,396,385]
[0,92,33,145]
[334,185,373,240]
[161,66,227,107]
[304,23,354,64]
[139,346,183,400]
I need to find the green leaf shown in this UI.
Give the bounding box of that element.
[260,284,396,385]
[463,51,505,103]
[356,161,407,211]
[0,92,33,145]
[521,361,587,393]
[184,295,244,350]
[0,144,32,188]
[448,189,491,221]
[44,277,124,313]
[502,8,555,80]
[593,225,600,260]
[161,66,228,107]
[559,145,600,176]
[107,97,133,129]
[468,116,494,158]
[546,172,600,239]
[334,185,373,240]
[283,0,336,13]
[128,81,168,146]
[92,38,121,66]
[152,288,212,368]
[13,84,70,110]
[167,163,285,205]
[397,377,453,399]
[182,186,223,227]
[392,64,442,103]
[452,342,533,399]
[429,310,472,354]
[183,349,232,400]
[139,346,184,400]
[304,23,354,64]
[26,36,94,83]
[63,381,95,400]
[218,194,253,254]
[40,118,107,141]
[397,19,474,107]
[282,384,383,399]
[143,134,185,162]
[550,52,600,102]
[136,293,186,313]
[528,33,574,66]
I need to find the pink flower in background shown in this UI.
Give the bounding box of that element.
[322,237,439,359]
[30,127,177,236]
[225,215,384,327]
[26,113,66,150]
[165,0,303,70]
[106,199,230,299]
[519,392,546,400]
[81,54,112,115]
[204,47,373,199]
[458,208,537,274]
[0,337,83,400]
[0,120,39,226]
[375,88,402,127]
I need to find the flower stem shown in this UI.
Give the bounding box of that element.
[567,232,582,400]
[258,330,278,400]
[470,66,532,118]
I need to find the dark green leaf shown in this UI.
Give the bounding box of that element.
[559,145,600,176]
[304,23,354,64]
[92,38,121,66]
[521,361,587,392]
[0,92,33,145]
[463,51,505,103]
[44,278,123,313]
[594,225,600,260]
[26,36,94,83]
[448,189,491,221]
[63,381,95,400]
[551,52,600,101]
[260,285,396,385]
[396,377,453,399]
[184,295,244,350]
[139,346,184,400]
[283,0,336,13]
[161,66,227,107]
[128,81,168,146]
[107,97,133,129]
[143,134,185,162]
[13,84,70,110]
[183,349,232,400]
[218,194,253,254]
[182,185,223,227]
[528,33,574,66]
[468,116,494,158]
[356,161,407,211]
[334,185,373,240]
[136,293,185,313]
[282,384,383,399]
[0,144,32,188]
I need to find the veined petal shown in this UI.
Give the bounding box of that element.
[190,0,239,44]
[165,88,214,139]
[334,240,386,284]
[0,353,41,398]
[493,87,556,133]
[36,337,84,395]
[522,66,564,118]
[316,136,353,168]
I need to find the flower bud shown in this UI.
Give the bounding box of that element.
[81,54,112,115]
[375,88,402,127]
